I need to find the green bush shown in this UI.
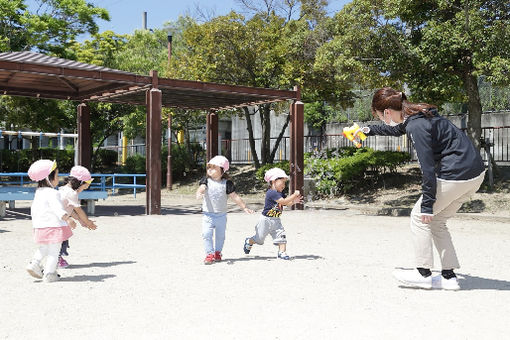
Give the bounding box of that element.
[94,149,118,171]
[122,143,205,183]
[0,148,74,172]
[255,161,290,182]
[305,147,410,196]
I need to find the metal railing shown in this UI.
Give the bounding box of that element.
[93,126,510,165]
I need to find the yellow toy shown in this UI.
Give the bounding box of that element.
[342,123,367,148]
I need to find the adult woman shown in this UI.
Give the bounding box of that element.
[358,87,485,290]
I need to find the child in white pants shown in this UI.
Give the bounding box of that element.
[26,160,76,283]
[196,155,254,264]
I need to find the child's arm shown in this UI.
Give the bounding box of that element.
[196,184,207,200]
[228,192,254,214]
[276,190,304,207]
[72,206,97,230]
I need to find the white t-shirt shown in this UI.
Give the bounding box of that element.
[200,177,236,214]
[30,187,68,229]
[58,185,80,215]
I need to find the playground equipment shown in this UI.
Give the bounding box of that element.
[0,130,77,150]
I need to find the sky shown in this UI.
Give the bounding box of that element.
[26,0,351,39]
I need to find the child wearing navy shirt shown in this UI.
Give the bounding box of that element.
[243,167,303,260]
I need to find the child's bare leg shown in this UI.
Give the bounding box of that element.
[278,243,286,252]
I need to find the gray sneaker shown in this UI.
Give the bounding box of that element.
[26,261,43,279]
[43,272,59,283]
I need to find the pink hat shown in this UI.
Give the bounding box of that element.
[264,167,289,183]
[70,165,93,183]
[207,155,229,172]
[28,160,57,182]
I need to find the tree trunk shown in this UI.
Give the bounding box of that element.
[243,107,260,168]
[464,71,482,150]
[260,104,271,165]
[269,113,290,163]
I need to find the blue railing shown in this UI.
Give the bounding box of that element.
[0,173,146,198]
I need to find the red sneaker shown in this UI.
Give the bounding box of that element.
[204,253,215,265]
[214,251,222,261]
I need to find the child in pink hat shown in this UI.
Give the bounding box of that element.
[243,167,303,260]
[57,165,98,268]
[26,160,77,283]
[196,155,254,264]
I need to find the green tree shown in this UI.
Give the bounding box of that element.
[0,0,109,55]
[169,0,343,167]
[317,0,510,148]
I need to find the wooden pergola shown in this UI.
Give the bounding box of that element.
[0,51,304,214]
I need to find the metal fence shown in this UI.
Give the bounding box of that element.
[98,126,510,165]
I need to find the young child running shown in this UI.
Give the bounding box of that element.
[196,155,254,264]
[26,160,77,283]
[243,167,303,260]
[58,165,98,268]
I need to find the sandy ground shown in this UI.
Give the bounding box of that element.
[1,193,510,340]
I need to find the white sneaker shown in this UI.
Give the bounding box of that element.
[277,251,290,260]
[26,261,43,279]
[432,275,460,290]
[393,269,432,289]
[43,272,59,283]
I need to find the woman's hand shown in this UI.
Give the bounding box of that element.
[355,126,370,136]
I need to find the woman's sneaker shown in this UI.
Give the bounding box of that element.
[277,251,290,260]
[243,238,252,254]
[392,268,432,289]
[26,261,43,279]
[43,272,59,283]
[214,251,222,262]
[204,253,215,265]
[58,256,69,268]
[432,275,461,290]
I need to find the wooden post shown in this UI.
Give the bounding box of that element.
[293,100,304,210]
[166,113,172,190]
[290,86,304,210]
[146,87,162,214]
[206,110,218,161]
[289,101,295,195]
[145,89,151,213]
[77,103,91,168]
[145,70,162,215]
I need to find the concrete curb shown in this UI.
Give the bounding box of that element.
[305,202,509,222]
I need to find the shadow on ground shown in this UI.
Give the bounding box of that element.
[67,261,136,269]
[458,273,510,291]
[0,229,10,233]
[58,274,117,282]
[224,254,323,264]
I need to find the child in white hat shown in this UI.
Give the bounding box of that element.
[57,165,98,268]
[196,155,254,264]
[26,160,77,282]
[243,167,303,260]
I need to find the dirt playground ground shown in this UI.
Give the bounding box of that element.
[1,193,509,339]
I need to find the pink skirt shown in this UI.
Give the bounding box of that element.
[33,226,73,244]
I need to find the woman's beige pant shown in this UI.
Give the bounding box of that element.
[410,172,485,269]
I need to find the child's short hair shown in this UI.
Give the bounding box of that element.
[63,177,83,190]
[37,169,58,188]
